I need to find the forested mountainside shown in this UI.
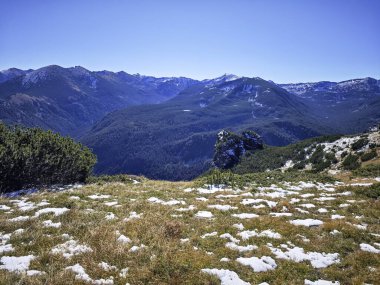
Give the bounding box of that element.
[1,65,379,180]
[82,76,380,180]
[0,65,197,137]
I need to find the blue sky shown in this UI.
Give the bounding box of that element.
[1,0,379,82]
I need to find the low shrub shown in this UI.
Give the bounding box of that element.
[342,154,360,170]
[352,164,380,177]
[360,150,377,162]
[351,138,369,151]
[198,168,245,189]
[355,183,380,199]
[0,123,96,193]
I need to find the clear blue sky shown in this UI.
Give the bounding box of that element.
[1,0,379,83]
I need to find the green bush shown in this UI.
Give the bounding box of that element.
[342,154,360,170]
[360,150,377,162]
[352,164,380,177]
[325,152,338,164]
[233,134,342,174]
[312,160,331,172]
[355,183,380,199]
[293,161,306,170]
[351,138,369,151]
[195,168,245,189]
[0,123,96,193]
[309,145,325,165]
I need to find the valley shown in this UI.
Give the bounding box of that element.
[1,66,379,180]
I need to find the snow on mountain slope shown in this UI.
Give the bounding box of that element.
[281,77,380,97]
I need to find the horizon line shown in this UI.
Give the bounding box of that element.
[1,64,379,85]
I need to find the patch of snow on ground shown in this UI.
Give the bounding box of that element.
[9,216,30,222]
[232,213,259,219]
[195,211,214,218]
[268,244,340,268]
[270,213,293,217]
[42,220,61,228]
[26,270,45,276]
[315,197,336,201]
[299,203,315,208]
[360,243,380,253]
[290,219,323,227]
[0,255,35,272]
[117,234,132,244]
[220,233,240,243]
[197,185,231,194]
[207,204,238,211]
[66,263,114,284]
[236,256,277,272]
[129,244,146,252]
[176,205,196,212]
[0,205,11,211]
[69,196,80,200]
[98,261,117,271]
[201,268,250,285]
[51,240,93,258]
[12,199,36,211]
[88,194,111,200]
[331,215,345,220]
[318,208,329,213]
[147,197,185,206]
[105,212,116,220]
[225,242,257,252]
[34,207,69,217]
[0,244,14,254]
[201,232,218,239]
[241,198,277,208]
[123,211,142,221]
[119,267,129,278]
[104,201,118,207]
[0,233,11,244]
[196,197,209,201]
[238,229,281,240]
[350,183,373,187]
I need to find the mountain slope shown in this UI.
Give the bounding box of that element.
[233,128,380,174]
[82,77,333,180]
[0,65,198,136]
[281,78,380,133]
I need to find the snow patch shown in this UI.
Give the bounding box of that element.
[236,256,277,272]
[201,268,250,285]
[51,240,93,258]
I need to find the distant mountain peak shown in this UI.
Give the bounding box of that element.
[202,74,242,87]
[22,68,50,87]
[281,77,380,96]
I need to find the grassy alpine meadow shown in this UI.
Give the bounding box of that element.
[0,172,379,285]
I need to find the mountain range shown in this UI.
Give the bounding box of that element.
[1,65,379,180]
[0,65,197,136]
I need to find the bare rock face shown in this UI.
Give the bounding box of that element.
[213,130,263,169]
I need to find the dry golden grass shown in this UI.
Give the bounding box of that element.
[0,175,379,284]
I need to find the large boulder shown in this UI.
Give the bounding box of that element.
[213,130,263,169]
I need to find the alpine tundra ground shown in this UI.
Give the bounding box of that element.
[0,173,379,285]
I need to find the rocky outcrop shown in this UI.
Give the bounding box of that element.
[213,130,263,169]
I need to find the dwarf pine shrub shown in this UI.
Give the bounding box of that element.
[0,123,96,193]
